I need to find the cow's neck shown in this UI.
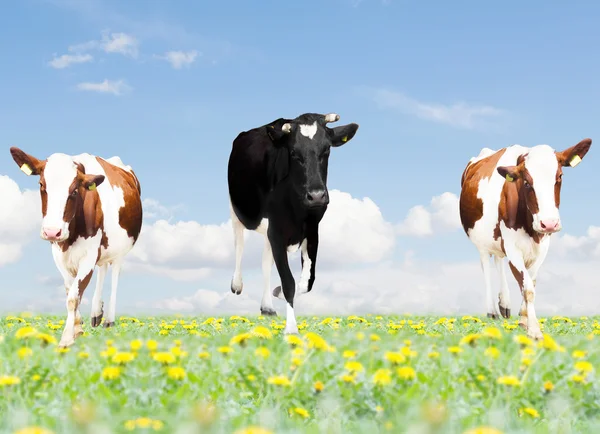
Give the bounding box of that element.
[57,196,96,251]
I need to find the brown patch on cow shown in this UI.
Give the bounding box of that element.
[96,157,143,242]
[78,269,94,299]
[497,159,543,244]
[459,148,507,234]
[524,290,534,303]
[508,262,524,291]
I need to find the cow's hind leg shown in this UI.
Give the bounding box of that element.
[480,252,500,319]
[494,255,511,318]
[103,259,122,328]
[230,207,245,295]
[260,236,277,316]
[91,264,107,327]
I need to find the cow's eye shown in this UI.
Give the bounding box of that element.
[524,180,531,189]
[71,190,78,196]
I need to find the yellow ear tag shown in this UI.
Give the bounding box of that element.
[505,174,514,182]
[342,136,348,142]
[88,183,96,191]
[20,164,32,176]
[569,155,582,167]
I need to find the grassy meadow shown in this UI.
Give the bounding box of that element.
[0,314,599,434]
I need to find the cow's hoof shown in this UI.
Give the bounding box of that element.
[59,338,75,348]
[527,329,543,341]
[231,279,243,295]
[486,312,499,320]
[91,314,103,328]
[74,327,84,339]
[103,321,115,329]
[499,304,511,319]
[260,307,277,317]
[272,286,282,299]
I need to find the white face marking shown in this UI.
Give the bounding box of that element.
[42,154,78,240]
[523,145,561,232]
[299,122,317,140]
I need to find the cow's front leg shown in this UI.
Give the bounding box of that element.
[508,257,542,340]
[269,230,297,335]
[59,254,97,348]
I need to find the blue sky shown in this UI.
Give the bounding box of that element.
[1,0,600,316]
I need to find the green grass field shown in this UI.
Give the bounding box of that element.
[0,314,598,434]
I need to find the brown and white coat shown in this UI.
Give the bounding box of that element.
[459,139,591,339]
[10,148,142,348]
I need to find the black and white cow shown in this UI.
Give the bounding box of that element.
[227,112,359,334]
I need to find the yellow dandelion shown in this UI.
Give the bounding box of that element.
[267,375,291,386]
[384,351,406,364]
[370,334,381,341]
[519,407,540,418]
[35,333,57,346]
[254,347,270,358]
[484,347,500,359]
[198,351,210,359]
[543,380,554,392]
[13,427,54,434]
[153,352,176,364]
[233,426,273,434]
[247,374,256,382]
[448,346,463,354]
[251,326,273,339]
[112,352,136,365]
[167,366,186,380]
[571,374,586,383]
[218,346,233,354]
[574,361,593,373]
[289,407,310,418]
[15,326,38,339]
[17,347,33,359]
[285,335,304,347]
[101,366,121,380]
[344,361,364,373]
[339,373,356,383]
[304,332,333,351]
[541,334,565,352]
[146,340,158,351]
[130,340,143,351]
[230,333,252,346]
[497,375,520,387]
[0,375,21,386]
[428,351,440,359]
[343,350,357,359]
[78,351,89,359]
[397,366,416,380]
[460,333,481,346]
[373,368,392,386]
[482,327,502,339]
[314,380,324,393]
[463,427,503,434]
[476,374,486,382]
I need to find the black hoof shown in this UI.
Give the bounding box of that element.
[91,314,103,327]
[499,304,511,319]
[272,286,282,298]
[260,307,278,316]
[103,321,115,328]
[487,313,499,320]
[230,279,242,295]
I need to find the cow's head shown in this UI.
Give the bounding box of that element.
[497,138,591,234]
[267,112,359,209]
[10,147,105,242]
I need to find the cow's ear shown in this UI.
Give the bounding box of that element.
[497,165,522,182]
[557,138,592,168]
[265,118,293,145]
[10,147,45,176]
[83,174,105,191]
[329,123,359,147]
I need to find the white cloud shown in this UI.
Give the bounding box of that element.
[363,87,504,130]
[157,50,199,69]
[0,175,41,266]
[397,192,461,237]
[48,53,93,69]
[69,30,139,58]
[126,189,397,279]
[76,79,131,96]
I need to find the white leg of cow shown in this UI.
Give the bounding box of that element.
[494,255,511,318]
[480,252,500,319]
[59,252,97,348]
[104,260,122,328]
[284,302,298,335]
[297,239,311,295]
[507,255,542,340]
[230,209,244,295]
[91,264,108,327]
[260,237,277,316]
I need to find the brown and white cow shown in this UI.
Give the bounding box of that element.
[459,138,591,339]
[10,147,142,348]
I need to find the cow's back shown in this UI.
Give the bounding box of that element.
[228,122,285,230]
[73,154,142,263]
